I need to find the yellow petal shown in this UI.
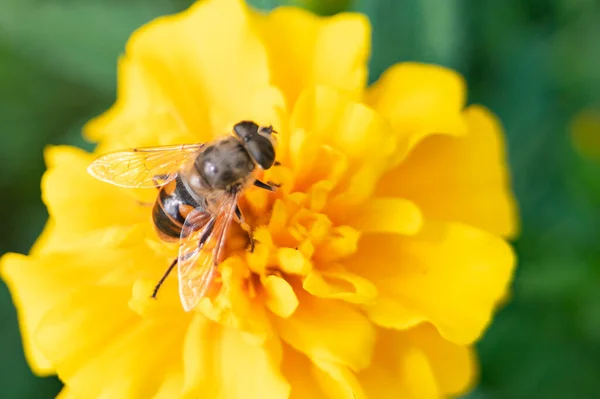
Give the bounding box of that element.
[242,85,288,132]
[1,246,153,376]
[277,247,312,275]
[358,328,439,399]
[247,241,272,276]
[129,278,183,319]
[312,359,365,399]
[33,221,148,258]
[153,369,185,399]
[281,345,329,399]
[313,225,360,263]
[29,219,56,256]
[302,264,377,304]
[282,344,367,399]
[255,7,370,107]
[347,197,422,235]
[41,146,147,243]
[366,62,467,163]
[290,86,395,162]
[366,297,425,331]
[326,164,385,212]
[181,315,218,397]
[288,86,395,198]
[84,55,196,152]
[100,0,270,145]
[1,253,55,375]
[199,257,274,343]
[287,127,322,189]
[246,85,290,163]
[347,220,516,345]
[306,180,334,213]
[264,275,299,318]
[405,323,477,396]
[267,200,289,240]
[182,315,290,399]
[290,209,332,246]
[273,290,376,371]
[36,284,186,398]
[377,104,519,238]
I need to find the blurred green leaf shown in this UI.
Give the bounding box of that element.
[553,6,600,99]
[0,283,62,398]
[351,0,466,81]
[248,0,351,15]
[515,259,589,301]
[0,1,188,96]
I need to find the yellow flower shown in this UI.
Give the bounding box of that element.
[1,0,519,398]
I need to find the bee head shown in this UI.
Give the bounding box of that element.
[233,120,277,170]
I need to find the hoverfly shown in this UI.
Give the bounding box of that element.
[87,121,278,311]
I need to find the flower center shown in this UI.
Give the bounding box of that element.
[194,161,364,333]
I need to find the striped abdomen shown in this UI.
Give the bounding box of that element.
[152,176,203,242]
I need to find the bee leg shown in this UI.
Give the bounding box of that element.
[253,179,277,192]
[151,258,178,299]
[236,205,256,252]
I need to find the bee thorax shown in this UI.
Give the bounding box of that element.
[194,139,255,191]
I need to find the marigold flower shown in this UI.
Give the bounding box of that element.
[1,0,518,397]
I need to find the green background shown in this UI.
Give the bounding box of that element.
[1,0,599,398]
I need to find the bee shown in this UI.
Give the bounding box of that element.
[87,121,278,311]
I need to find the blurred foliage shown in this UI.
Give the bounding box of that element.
[1,0,599,398]
[251,0,352,15]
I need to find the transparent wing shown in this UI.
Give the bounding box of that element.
[177,194,239,311]
[87,143,204,188]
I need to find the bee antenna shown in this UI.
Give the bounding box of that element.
[260,125,278,135]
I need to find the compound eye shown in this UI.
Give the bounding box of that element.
[246,135,275,169]
[233,121,259,141]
